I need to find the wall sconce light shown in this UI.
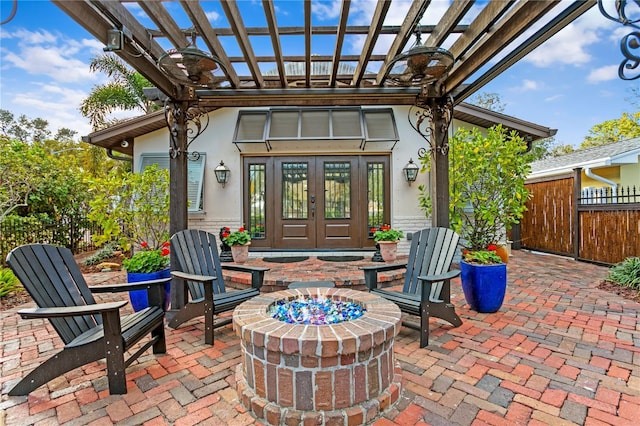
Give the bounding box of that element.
[214,161,230,187]
[403,158,419,185]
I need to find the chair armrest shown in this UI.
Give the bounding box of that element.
[170,270,215,284]
[359,263,407,273]
[89,277,172,293]
[360,263,407,290]
[417,269,460,283]
[17,301,128,319]
[221,265,269,290]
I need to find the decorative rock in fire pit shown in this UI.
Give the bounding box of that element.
[233,288,403,425]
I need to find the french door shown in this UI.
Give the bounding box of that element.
[243,155,389,250]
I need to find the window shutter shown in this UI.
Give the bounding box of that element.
[140,153,206,212]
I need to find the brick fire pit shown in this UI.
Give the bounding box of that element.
[233,287,403,425]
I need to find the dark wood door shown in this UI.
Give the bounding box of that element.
[244,155,389,250]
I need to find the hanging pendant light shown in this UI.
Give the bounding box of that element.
[158,33,229,87]
[385,26,454,87]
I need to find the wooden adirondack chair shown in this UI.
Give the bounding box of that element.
[361,227,462,347]
[6,244,169,395]
[169,229,269,345]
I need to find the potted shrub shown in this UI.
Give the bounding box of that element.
[372,225,404,262]
[222,226,251,264]
[420,125,531,312]
[88,165,171,310]
[122,241,171,311]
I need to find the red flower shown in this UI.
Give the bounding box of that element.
[161,248,170,256]
[370,227,378,232]
[162,241,170,248]
[487,244,498,251]
[225,227,231,231]
[141,241,148,248]
[381,225,391,231]
[222,232,230,238]
[239,227,245,232]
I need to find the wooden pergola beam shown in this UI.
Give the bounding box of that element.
[220,0,264,88]
[330,0,350,88]
[52,0,177,96]
[376,0,432,86]
[262,0,288,88]
[446,0,560,90]
[351,0,391,87]
[182,1,240,89]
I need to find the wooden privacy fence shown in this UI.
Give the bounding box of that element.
[515,168,640,265]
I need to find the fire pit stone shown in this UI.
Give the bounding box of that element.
[233,287,403,425]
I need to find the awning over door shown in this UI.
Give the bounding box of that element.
[233,107,399,152]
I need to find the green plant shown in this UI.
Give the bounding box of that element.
[607,257,640,290]
[222,227,251,246]
[82,242,119,266]
[420,125,531,253]
[463,248,503,265]
[122,241,170,273]
[372,225,403,242]
[88,164,170,252]
[0,267,22,298]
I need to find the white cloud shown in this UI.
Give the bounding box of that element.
[511,79,540,92]
[9,86,93,136]
[525,22,598,67]
[544,94,564,102]
[3,46,96,83]
[587,65,618,83]
[312,0,343,20]
[1,28,102,83]
[205,10,220,22]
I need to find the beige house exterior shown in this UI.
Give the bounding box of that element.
[87,103,554,256]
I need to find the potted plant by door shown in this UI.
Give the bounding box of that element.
[122,242,171,311]
[373,225,404,262]
[222,226,252,264]
[428,125,531,312]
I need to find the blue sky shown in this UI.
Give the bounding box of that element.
[0,0,638,147]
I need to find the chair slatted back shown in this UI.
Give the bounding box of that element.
[171,230,227,300]
[402,228,460,301]
[6,244,100,344]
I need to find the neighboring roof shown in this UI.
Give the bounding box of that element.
[529,138,640,179]
[83,103,557,154]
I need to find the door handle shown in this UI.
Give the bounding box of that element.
[310,195,316,203]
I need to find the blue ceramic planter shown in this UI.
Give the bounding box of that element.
[127,268,171,312]
[460,261,507,313]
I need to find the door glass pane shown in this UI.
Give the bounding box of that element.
[324,162,351,219]
[367,162,385,237]
[282,162,308,219]
[248,164,266,239]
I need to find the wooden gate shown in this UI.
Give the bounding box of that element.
[519,175,574,257]
[516,170,640,265]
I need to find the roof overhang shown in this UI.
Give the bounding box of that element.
[84,100,557,155]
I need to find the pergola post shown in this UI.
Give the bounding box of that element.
[429,96,452,228]
[166,100,190,311]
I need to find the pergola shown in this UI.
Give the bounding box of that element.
[54,0,595,256]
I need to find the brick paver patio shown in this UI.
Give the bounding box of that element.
[1,250,638,425]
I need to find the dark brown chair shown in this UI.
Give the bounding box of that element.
[361,227,462,347]
[6,244,169,395]
[169,229,269,345]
